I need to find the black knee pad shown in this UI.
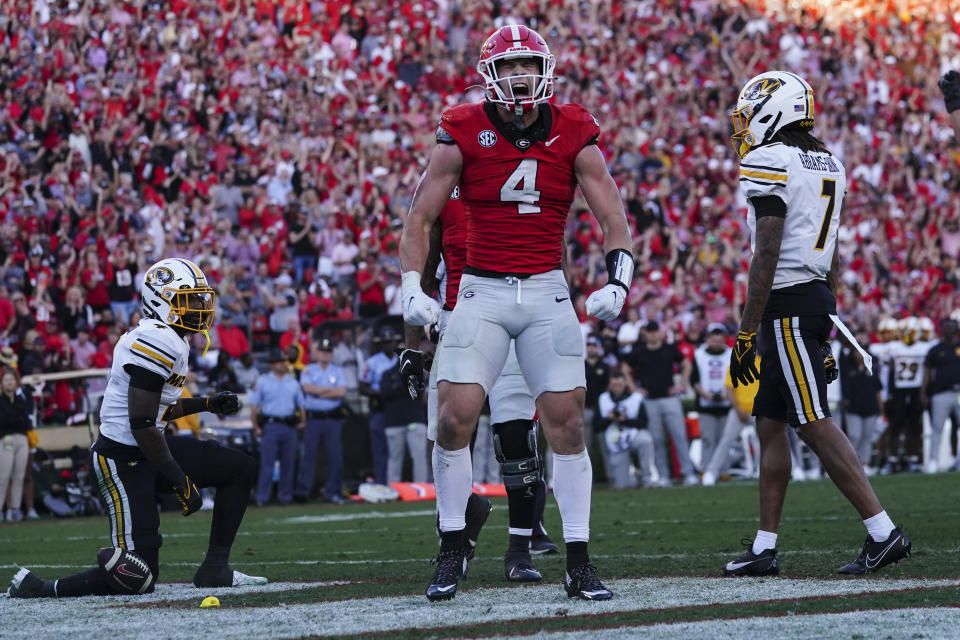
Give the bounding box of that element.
[492,420,540,490]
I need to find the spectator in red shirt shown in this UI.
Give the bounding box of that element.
[79,248,111,313]
[0,284,15,346]
[279,316,311,365]
[355,255,386,319]
[217,311,251,360]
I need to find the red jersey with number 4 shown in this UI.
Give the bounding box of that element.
[438,187,467,310]
[438,101,600,274]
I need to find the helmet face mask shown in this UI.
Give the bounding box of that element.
[730,71,815,158]
[477,25,555,116]
[142,259,216,333]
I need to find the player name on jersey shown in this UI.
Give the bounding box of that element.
[796,152,840,173]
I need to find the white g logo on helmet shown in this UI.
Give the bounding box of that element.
[141,258,215,333]
[730,71,815,159]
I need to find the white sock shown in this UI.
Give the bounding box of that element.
[752,530,778,554]
[863,510,896,542]
[433,444,472,532]
[552,449,592,542]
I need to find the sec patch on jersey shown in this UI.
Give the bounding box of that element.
[97,547,155,594]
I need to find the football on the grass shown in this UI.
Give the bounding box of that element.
[97,547,154,594]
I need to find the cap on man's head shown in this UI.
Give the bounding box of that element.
[644,321,660,332]
[586,336,602,347]
[317,337,334,352]
[0,347,17,366]
[707,322,727,335]
[267,348,287,363]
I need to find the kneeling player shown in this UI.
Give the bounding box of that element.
[8,259,265,598]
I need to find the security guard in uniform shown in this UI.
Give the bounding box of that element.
[250,348,305,505]
[295,338,347,503]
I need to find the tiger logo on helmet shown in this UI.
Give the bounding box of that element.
[141,258,215,333]
[731,71,815,159]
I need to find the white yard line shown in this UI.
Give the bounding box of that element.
[0,576,954,639]
[522,607,960,640]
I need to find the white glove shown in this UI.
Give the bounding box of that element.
[585,284,626,322]
[401,271,441,326]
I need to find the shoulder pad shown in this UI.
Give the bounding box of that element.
[558,103,599,126]
[741,144,790,172]
[439,104,478,126]
[133,322,187,356]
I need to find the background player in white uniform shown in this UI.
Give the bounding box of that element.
[724,71,910,577]
[882,317,933,473]
[8,259,264,599]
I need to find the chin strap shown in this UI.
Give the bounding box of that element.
[201,330,211,357]
[512,98,525,126]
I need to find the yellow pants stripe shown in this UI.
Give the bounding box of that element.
[781,318,815,423]
[96,454,127,549]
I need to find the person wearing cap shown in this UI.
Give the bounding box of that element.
[249,348,305,505]
[691,323,733,477]
[584,336,612,435]
[358,328,399,485]
[621,320,697,486]
[295,338,347,504]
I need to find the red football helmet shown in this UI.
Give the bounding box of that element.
[477,24,556,116]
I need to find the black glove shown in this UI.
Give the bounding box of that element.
[206,391,241,415]
[730,330,759,388]
[940,70,960,113]
[396,348,425,400]
[822,341,838,384]
[172,475,203,517]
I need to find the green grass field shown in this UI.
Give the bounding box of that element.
[1,473,959,638]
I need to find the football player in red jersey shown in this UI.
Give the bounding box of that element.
[401,191,560,586]
[399,24,633,601]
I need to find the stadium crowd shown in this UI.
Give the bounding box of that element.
[2,0,960,514]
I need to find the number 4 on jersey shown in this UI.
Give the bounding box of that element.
[501,159,541,214]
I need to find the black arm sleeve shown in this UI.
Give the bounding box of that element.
[750,195,787,220]
[124,364,165,392]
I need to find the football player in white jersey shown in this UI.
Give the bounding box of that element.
[724,71,911,577]
[8,259,265,599]
[881,317,933,473]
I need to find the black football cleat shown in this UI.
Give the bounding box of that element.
[462,493,492,561]
[504,551,542,582]
[529,534,560,555]
[838,527,911,575]
[564,563,612,600]
[723,539,780,576]
[7,569,51,598]
[426,547,468,601]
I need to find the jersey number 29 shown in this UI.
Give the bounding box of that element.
[501,159,541,214]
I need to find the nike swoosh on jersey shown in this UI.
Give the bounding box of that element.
[865,536,900,568]
[544,135,561,146]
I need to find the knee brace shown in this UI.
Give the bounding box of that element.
[492,419,540,490]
